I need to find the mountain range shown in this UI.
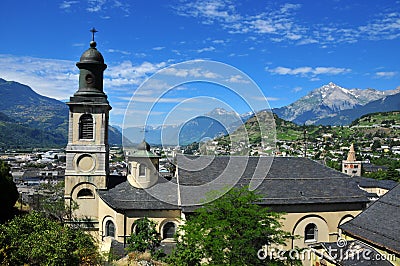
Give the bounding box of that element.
[273,82,400,125]
[0,78,399,148]
[123,108,248,146]
[0,78,123,149]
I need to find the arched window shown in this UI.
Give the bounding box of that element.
[105,220,115,237]
[77,188,94,198]
[304,223,318,242]
[139,164,146,176]
[79,114,93,139]
[163,222,176,239]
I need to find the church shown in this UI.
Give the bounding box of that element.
[64,34,387,264]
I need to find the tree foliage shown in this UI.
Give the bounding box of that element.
[0,211,101,265]
[0,160,18,221]
[126,217,161,255]
[37,181,78,223]
[168,187,298,266]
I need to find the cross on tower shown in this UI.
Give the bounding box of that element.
[90,27,98,42]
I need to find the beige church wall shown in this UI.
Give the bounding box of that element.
[70,182,99,219]
[65,175,107,197]
[125,211,182,241]
[98,197,182,244]
[98,197,124,243]
[127,159,159,188]
[280,210,361,249]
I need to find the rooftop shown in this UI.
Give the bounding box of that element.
[340,184,400,255]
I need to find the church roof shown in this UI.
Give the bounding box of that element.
[98,156,369,211]
[178,156,369,208]
[340,184,400,255]
[98,177,180,210]
[352,175,397,190]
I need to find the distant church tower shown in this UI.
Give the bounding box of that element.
[64,29,111,222]
[342,143,362,176]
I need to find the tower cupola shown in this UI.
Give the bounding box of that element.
[125,140,161,189]
[70,27,109,103]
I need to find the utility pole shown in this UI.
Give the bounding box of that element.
[303,128,307,158]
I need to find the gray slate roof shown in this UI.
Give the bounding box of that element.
[340,184,400,255]
[98,156,369,211]
[178,156,369,207]
[353,176,398,190]
[98,176,180,210]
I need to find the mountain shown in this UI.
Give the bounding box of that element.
[316,92,400,125]
[0,78,68,138]
[0,111,66,148]
[273,82,400,125]
[218,110,400,152]
[123,108,247,145]
[0,78,123,148]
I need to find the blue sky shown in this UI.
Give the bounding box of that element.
[0,0,399,127]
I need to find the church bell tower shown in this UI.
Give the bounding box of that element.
[65,28,111,222]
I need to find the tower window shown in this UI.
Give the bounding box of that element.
[79,114,93,139]
[162,222,176,239]
[139,164,146,176]
[304,223,318,242]
[77,188,94,198]
[105,220,115,238]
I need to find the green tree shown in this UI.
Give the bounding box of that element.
[37,181,78,223]
[0,160,18,222]
[0,211,101,265]
[168,187,299,266]
[386,166,400,181]
[126,217,161,255]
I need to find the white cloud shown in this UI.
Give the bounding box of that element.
[292,87,302,93]
[162,67,221,79]
[60,0,130,17]
[267,66,351,77]
[0,54,167,100]
[196,46,216,53]
[375,71,397,78]
[226,74,250,84]
[152,46,165,51]
[107,49,131,55]
[0,54,78,100]
[87,0,106,12]
[174,1,400,45]
[176,0,240,24]
[59,1,79,10]
[132,96,190,103]
[250,96,280,102]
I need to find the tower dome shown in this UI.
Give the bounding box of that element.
[78,41,105,64]
[137,140,151,151]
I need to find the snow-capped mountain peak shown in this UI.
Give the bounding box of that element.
[273,82,400,125]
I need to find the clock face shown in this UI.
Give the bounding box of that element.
[76,154,95,172]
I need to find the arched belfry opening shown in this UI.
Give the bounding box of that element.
[79,114,94,139]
